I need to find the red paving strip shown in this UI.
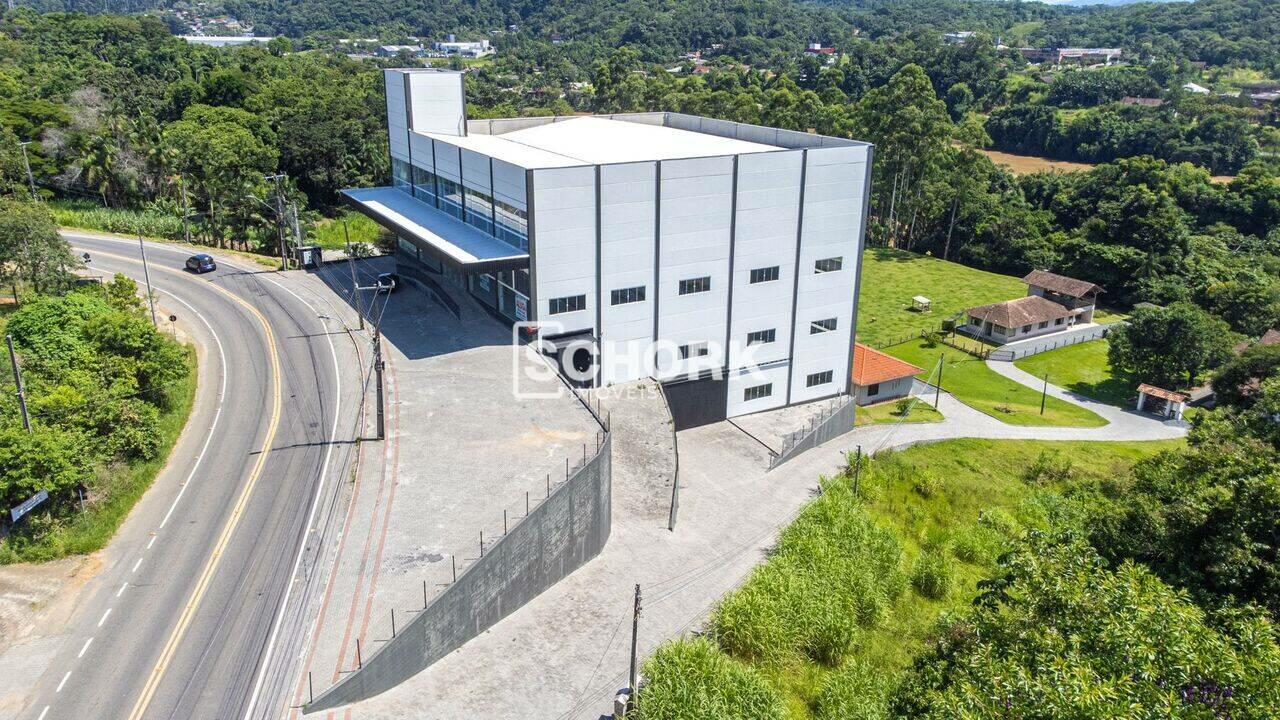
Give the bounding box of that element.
[322,350,399,719]
[345,356,403,720]
[287,371,370,719]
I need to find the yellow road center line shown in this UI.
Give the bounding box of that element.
[87,248,284,720]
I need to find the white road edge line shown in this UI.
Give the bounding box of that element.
[98,608,112,627]
[241,275,344,720]
[78,638,94,659]
[56,672,71,693]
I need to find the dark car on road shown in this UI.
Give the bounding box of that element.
[185,253,216,273]
[375,272,399,293]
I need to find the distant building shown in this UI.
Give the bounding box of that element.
[1182,82,1211,94]
[962,270,1104,344]
[377,45,426,57]
[1020,47,1122,65]
[1250,91,1280,107]
[1120,96,1165,107]
[944,31,975,45]
[432,39,493,58]
[803,42,836,55]
[549,33,566,44]
[178,35,267,47]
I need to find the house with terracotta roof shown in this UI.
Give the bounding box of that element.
[852,343,922,406]
[962,270,1103,345]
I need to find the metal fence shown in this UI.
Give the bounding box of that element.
[768,395,857,470]
[987,323,1118,361]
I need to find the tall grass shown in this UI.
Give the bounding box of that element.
[635,637,786,720]
[710,476,905,667]
[309,212,389,250]
[50,198,184,239]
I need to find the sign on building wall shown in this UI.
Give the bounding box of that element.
[514,296,528,321]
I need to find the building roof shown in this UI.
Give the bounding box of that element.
[852,343,923,386]
[1137,383,1189,403]
[340,187,528,271]
[1121,96,1165,107]
[967,295,1074,328]
[494,116,782,165]
[1259,329,1280,346]
[1022,269,1104,298]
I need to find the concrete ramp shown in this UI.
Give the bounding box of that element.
[590,379,678,525]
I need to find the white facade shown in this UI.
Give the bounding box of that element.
[362,68,872,422]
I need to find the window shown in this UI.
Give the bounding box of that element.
[494,198,528,252]
[463,187,495,235]
[1054,317,1064,326]
[814,257,843,274]
[437,177,464,220]
[478,274,492,291]
[610,286,646,305]
[806,370,833,387]
[548,295,586,315]
[1038,321,1049,329]
[678,342,709,359]
[867,382,880,396]
[1021,324,1031,333]
[750,266,780,284]
[678,276,711,295]
[392,158,413,193]
[746,329,776,345]
[810,318,837,334]
[413,165,439,204]
[743,383,773,401]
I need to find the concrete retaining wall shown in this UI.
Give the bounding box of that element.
[304,433,612,713]
[768,395,856,470]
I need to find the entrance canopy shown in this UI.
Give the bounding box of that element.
[341,187,529,273]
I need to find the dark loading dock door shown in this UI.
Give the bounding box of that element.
[663,375,728,430]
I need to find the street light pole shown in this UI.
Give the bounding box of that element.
[18,141,37,201]
[178,174,192,244]
[265,173,289,270]
[6,334,31,433]
[138,234,158,327]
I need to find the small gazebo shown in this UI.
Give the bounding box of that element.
[911,295,931,313]
[1136,383,1189,421]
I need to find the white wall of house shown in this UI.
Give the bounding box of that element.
[854,376,913,406]
[530,165,596,335]
[599,162,657,385]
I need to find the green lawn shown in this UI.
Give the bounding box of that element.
[855,248,1026,346]
[885,338,1108,426]
[1014,339,1133,407]
[855,398,944,426]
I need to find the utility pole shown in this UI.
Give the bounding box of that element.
[933,354,944,410]
[627,584,642,708]
[138,234,158,327]
[264,173,289,270]
[7,334,31,432]
[852,445,862,495]
[344,222,365,331]
[18,141,37,201]
[373,328,385,440]
[178,174,192,244]
[1040,372,1049,415]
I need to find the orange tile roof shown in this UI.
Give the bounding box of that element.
[852,342,923,386]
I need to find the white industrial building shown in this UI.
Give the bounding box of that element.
[343,69,873,426]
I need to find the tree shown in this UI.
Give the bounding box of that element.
[1108,302,1234,387]
[1090,412,1280,619]
[893,536,1280,719]
[0,426,94,510]
[1203,273,1280,336]
[0,198,75,292]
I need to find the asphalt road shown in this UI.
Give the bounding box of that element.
[20,233,365,720]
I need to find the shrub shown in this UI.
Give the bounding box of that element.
[634,637,785,720]
[911,550,953,599]
[1021,449,1076,485]
[950,523,1005,566]
[912,472,940,498]
[977,507,1021,538]
[922,331,941,348]
[813,661,889,720]
[893,397,914,416]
